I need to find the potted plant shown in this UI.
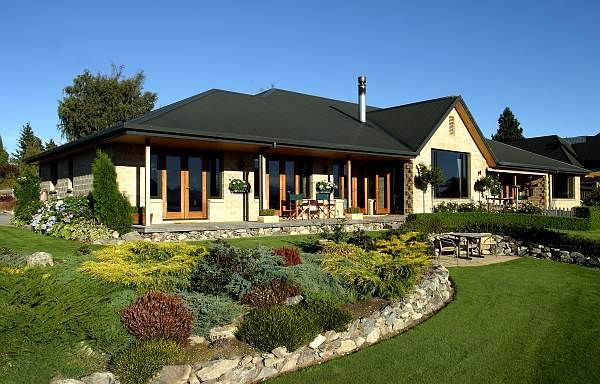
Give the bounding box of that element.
[345,207,363,220]
[316,180,336,194]
[258,208,279,223]
[131,206,153,225]
[229,178,251,193]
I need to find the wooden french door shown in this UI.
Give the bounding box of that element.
[351,164,391,214]
[266,158,310,215]
[163,155,207,219]
[375,167,391,214]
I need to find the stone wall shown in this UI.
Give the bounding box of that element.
[56,265,453,384]
[403,160,414,215]
[529,174,547,208]
[493,235,600,268]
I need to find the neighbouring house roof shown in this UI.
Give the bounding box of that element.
[26,87,588,176]
[486,139,588,175]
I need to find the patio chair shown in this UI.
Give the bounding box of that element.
[283,193,306,219]
[316,192,331,218]
[435,235,459,260]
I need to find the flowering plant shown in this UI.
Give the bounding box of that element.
[316,180,336,193]
[228,178,251,193]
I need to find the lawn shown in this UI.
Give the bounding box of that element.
[559,228,600,241]
[271,258,600,384]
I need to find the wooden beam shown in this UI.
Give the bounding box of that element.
[144,140,151,226]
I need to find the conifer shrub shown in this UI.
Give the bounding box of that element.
[272,246,302,266]
[91,150,133,234]
[12,169,41,225]
[180,291,244,337]
[242,278,301,306]
[80,241,205,291]
[237,299,352,351]
[111,339,182,384]
[121,291,194,345]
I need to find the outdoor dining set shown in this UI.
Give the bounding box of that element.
[434,232,493,262]
[281,192,335,220]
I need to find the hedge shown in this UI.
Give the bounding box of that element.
[405,212,591,232]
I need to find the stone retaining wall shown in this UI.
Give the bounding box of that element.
[493,235,600,268]
[55,265,453,384]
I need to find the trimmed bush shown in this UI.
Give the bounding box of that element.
[237,299,352,351]
[12,169,41,225]
[242,278,301,306]
[111,339,182,384]
[91,150,133,234]
[273,246,302,266]
[259,209,276,216]
[80,241,205,291]
[321,234,431,300]
[190,244,286,300]
[180,291,244,337]
[121,291,194,345]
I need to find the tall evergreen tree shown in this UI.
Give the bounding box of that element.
[44,138,57,150]
[492,107,524,142]
[58,64,157,141]
[0,135,8,164]
[13,122,43,162]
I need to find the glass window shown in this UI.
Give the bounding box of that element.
[150,154,161,198]
[553,174,574,199]
[285,160,295,198]
[253,158,260,199]
[332,162,345,199]
[432,149,469,198]
[206,156,223,198]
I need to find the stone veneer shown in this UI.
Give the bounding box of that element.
[54,265,453,384]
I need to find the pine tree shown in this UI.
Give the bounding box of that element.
[13,122,43,162]
[0,135,8,165]
[492,107,524,142]
[44,138,57,150]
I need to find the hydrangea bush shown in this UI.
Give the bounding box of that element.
[30,196,112,242]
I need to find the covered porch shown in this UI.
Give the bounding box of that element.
[486,169,548,209]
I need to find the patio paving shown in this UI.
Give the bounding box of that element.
[439,254,520,268]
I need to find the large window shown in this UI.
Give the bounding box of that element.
[206,156,223,198]
[432,149,469,198]
[253,158,260,199]
[553,174,574,199]
[150,154,161,198]
[332,162,346,199]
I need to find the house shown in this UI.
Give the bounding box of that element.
[28,77,588,227]
[508,134,600,202]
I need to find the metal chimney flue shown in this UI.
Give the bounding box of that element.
[358,75,366,123]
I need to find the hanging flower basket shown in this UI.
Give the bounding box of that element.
[316,181,336,193]
[229,178,251,193]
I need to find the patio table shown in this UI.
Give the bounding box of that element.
[447,232,492,259]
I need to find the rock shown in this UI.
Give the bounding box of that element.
[263,357,283,368]
[309,334,326,350]
[121,231,143,241]
[50,380,85,384]
[272,346,288,358]
[80,372,116,384]
[27,251,53,267]
[111,231,120,239]
[280,353,300,372]
[187,373,201,384]
[240,355,254,366]
[354,336,366,348]
[285,295,304,306]
[208,324,237,342]
[177,233,188,241]
[365,328,380,343]
[334,339,356,354]
[153,365,190,384]
[256,367,278,381]
[188,335,207,346]
[196,359,239,381]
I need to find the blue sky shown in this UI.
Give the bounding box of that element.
[0,0,598,154]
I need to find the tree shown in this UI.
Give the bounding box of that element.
[13,122,43,163]
[414,163,445,213]
[0,135,8,165]
[58,64,157,141]
[13,168,41,225]
[44,139,57,150]
[91,150,133,234]
[492,107,524,142]
[474,175,501,202]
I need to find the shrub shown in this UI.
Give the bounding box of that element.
[12,169,41,225]
[346,207,361,214]
[259,208,276,216]
[583,187,600,206]
[0,247,25,268]
[111,339,182,384]
[74,244,92,256]
[287,253,357,304]
[237,299,352,351]
[273,246,302,266]
[190,244,286,300]
[322,234,431,300]
[347,229,376,250]
[180,291,244,337]
[80,241,205,291]
[242,278,301,306]
[319,219,347,243]
[91,150,133,234]
[121,291,194,345]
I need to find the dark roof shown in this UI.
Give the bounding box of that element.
[486,139,588,174]
[508,135,583,167]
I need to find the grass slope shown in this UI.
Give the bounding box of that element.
[271,258,600,384]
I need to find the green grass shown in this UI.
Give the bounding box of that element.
[559,228,600,241]
[0,227,134,384]
[271,258,600,384]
